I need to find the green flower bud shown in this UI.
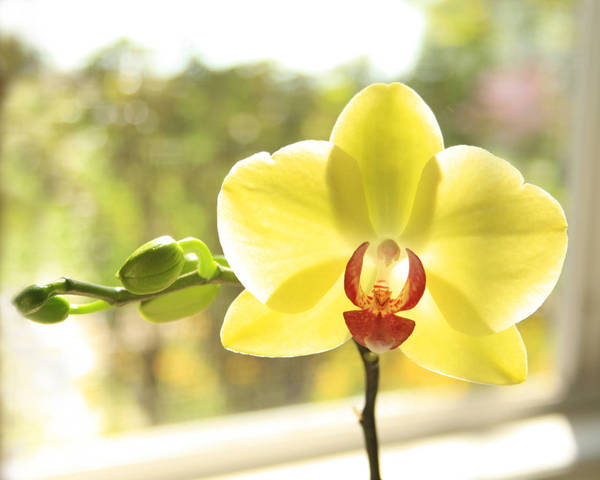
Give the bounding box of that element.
[139,285,220,323]
[25,296,70,324]
[138,252,221,323]
[117,235,185,294]
[13,284,52,316]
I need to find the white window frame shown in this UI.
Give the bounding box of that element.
[558,0,600,399]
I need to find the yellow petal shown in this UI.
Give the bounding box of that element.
[400,289,527,385]
[220,276,352,357]
[402,146,567,334]
[218,140,373,314]
[330,83,444,236]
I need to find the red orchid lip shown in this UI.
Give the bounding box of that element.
[343,241,426,353]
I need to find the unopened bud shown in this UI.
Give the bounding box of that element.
[117,235,185,294]
[139,285,220,323]
[25,296,70,324]
[138,252,220,323]
[13,284,52,316]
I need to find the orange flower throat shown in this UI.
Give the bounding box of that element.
[343,240,426,353]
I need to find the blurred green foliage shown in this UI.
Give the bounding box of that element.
[1,0,573,451]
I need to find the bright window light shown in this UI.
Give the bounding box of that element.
[0,0,424,77]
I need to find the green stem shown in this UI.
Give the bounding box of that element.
[354,339,381,480]
[69,300,113,315]
[177,237,219,278]
[43,265,240,307]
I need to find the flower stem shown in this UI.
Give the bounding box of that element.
[20,264,240,311]
[69,300,113,315]
[354,339,381,480]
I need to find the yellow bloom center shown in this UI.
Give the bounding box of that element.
[343,240,426,353]
[371,239,402,311]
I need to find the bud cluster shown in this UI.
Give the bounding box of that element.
[14,235,225,325]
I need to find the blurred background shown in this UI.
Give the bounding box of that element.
[0,0,589,478]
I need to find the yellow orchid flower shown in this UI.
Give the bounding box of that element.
[217,83,567,385]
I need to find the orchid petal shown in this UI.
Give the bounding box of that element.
[331,83,444,235]
[402,146,567,334]
[400,289,527,385]
[221,277,352,357]
[218,140,373,314]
